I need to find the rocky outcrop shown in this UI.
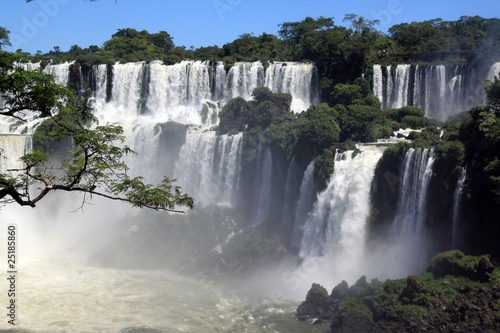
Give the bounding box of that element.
[296,250,500,332]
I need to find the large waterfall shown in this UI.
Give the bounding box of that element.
[91,60,317,127]
[298,146,385,282]
[373,61,500,121]
[0,59,470,332]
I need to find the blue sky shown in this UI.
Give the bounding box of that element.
[1,0,499,54]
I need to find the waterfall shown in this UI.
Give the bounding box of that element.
[386,65,393,108]
[291,160,316,248]
[43,61,74,86]
[281,156,298,226]
[265,62,315,112]
[373,60,500,121]
[392,148,434,238]
[298,146,385,275]
[390,64,411,108]
[487,62,500,80]
[226,61,265,101]
[373,64,384,107]
[253,145,273,224]
[452,168,467,249]
[94,64,108,102]
[173,129,242,207]
[0,135,32,175]
[89,60,316,128]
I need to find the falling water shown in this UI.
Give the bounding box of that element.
[0,134,32,175]
[373,64,384,107]
[253,145,273,224]
[373,61,500,121]
[291,161,316,248]
[452,168,467,249]
[298,146,385,281]
[390,64,411,108]
[487,62,500,80]
[392,148,434,238]
[173,128,243,207]
[43,61,74,86]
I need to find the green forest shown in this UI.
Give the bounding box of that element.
[4,14,500,100]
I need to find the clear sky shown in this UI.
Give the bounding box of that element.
[1,0,499,54]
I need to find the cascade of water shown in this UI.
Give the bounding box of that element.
[145,60,211,124]
[391,64,411,108]
[253,145,273,224]
[95,64,107,103]
[214,132,243,207]
[299,146,385,268]
[373,64,384,108]
[392,148,434,238]
[109,62,146,117]
[452,167,467,249]
[213,61,227,102]
[14,61,41,72]
[487,62,500,80]
[413,64,423,110]
[374,61,500,121]
[386,65,393,108]
[281,156,298,226]
[0,135,32,175]
[226,62,265,101]
[265,62,314,112]
[291,160,316,248]
[43,61,74,86]
[173,129,242,207]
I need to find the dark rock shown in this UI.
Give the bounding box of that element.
[296,283,332,321]
[399,276,430,303]
[476,256,494,282]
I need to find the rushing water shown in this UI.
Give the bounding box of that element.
[0,202,327,333]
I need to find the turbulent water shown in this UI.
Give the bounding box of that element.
[1,200,326,333]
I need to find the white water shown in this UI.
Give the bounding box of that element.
[0,135,32,175]
[374,61,500,121]
[487,62,500,80]
[298,145,385,285]
[173,129,243,208]
[373,64,384,107]
[377,148,435,277]
[291,161,316,248]
[392,148,434,238]
[43,61,74,86]
[452,168,467,249]
[391,64,411,108]
[0,198,323,333]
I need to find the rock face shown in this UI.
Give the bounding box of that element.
[296,250,500,333]
[218,97,252,133]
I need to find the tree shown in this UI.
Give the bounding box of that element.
[0,27,10,50]
[485,75,500,114]
[0,52,193,211]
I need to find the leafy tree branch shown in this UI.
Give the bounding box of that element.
[0,52,193,211]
